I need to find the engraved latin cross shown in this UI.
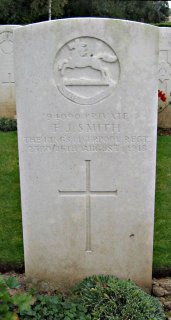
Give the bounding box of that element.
[2,72,15,98]
[59,160,117,252]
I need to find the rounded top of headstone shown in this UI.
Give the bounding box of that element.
[0,25,21,29]
[13,18,158,33]
[14,17,159,108]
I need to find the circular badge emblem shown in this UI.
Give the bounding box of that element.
[0,31,13,54]
[54,37,120,105]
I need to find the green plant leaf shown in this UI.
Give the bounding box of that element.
[0,274,6,283]
[12,293,33,312]
[0,287,11,302]
[0,303,10,314]
[6,277,20,289]
[3,311,19,320]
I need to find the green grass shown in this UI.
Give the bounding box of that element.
[155,22,171,27]
[0,132,171,270]
[153,136,171,269]
[0,132,23,269]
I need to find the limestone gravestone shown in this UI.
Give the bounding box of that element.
[0,25,19,118]
[14,19,158,291]
[158,27,171,128]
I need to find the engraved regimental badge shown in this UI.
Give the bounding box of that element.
[54,37,120,105]
[0,31,13,54]
[158,57,171,105]
[158,60,171,83]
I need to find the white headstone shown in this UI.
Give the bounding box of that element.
[0,25,20,118]
[158,27,171,127]
[14,19,159,291]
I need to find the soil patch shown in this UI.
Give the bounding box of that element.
[158,128,171,136]
[0,262,24,273]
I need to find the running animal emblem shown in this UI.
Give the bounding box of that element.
[54,37,120,105]
[58,39,117,83]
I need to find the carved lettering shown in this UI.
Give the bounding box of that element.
[24,112,151,154]
[46,112,129,121]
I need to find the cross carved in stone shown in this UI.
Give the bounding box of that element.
[59,160,118,252]
[2,72,15,98]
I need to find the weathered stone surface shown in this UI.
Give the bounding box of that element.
[164,300,171,310]
[158,28,171,128]
[153,286,165,297]
[14,19,158,291]
[0,25,20,118]
[152,278,171,313]
[153,278,171,294]
[160,280,171,293]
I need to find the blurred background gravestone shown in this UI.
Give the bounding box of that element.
[0,25,20,118]
[158,27,171,128]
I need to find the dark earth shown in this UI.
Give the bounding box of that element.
[158,128,171,136]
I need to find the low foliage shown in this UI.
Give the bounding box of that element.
[0,275,32,320]
[0,118,17,132]
[71,275,165,320]
[20,275,165,320]
[156,22,171,27]
[0,275,165,320]
[21,294,90,320]
[0,0,169,24]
